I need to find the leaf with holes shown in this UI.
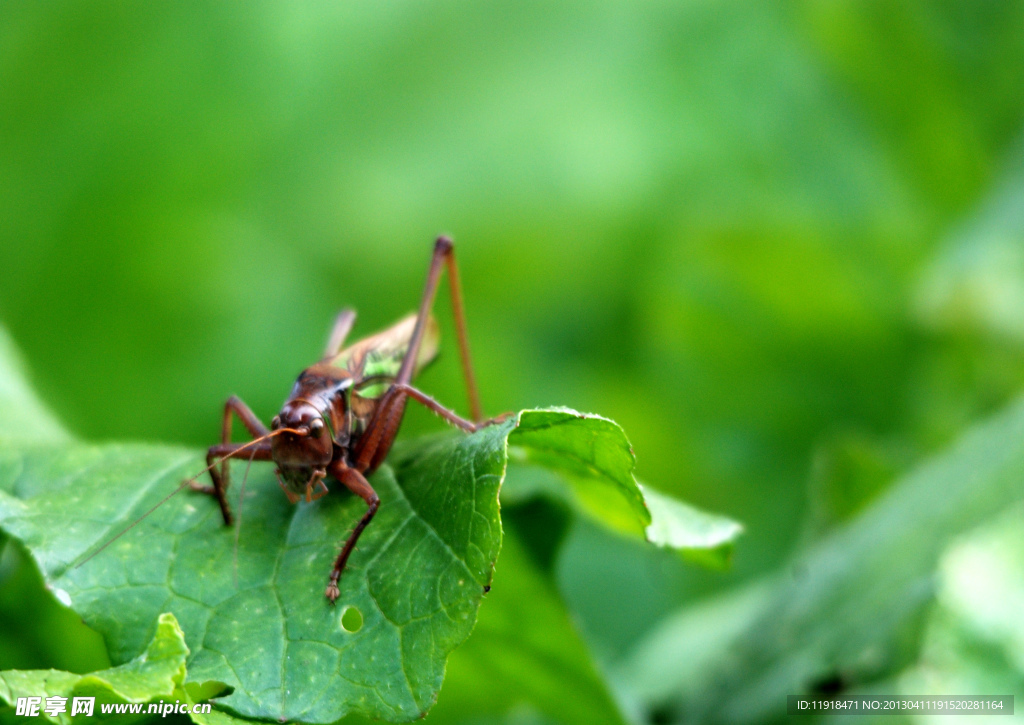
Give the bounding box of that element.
[0,428,508,724]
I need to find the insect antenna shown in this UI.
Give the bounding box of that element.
[74,427,306,569]
[233,447,258,589]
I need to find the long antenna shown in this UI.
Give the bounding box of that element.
[74,428,304,569]
[233,447,257,589]
[73,477,195,569]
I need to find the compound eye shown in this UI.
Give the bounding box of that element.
[310,419,324,436]
[271,415,281,430]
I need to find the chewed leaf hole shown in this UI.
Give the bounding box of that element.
[340,605,363,633]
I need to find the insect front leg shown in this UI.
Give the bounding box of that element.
[191,395,269,525]
[325,462,379,603]
[198,442,273,525]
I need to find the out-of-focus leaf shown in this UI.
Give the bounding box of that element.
[804,430,914,538]
[915,146,1024,343]
[906,142,1024,450]
[0,612,227,725]
[613,581,770,707]
[424,530,627,725]
[895,512,1024,714]
[0,327,67,447]
[664,395,1024,723]
[932,506,1024,671]
[0,540,110,675]
[892,507,1024,708]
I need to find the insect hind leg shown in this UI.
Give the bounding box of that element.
[395,236,483,422]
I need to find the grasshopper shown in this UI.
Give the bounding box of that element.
[79,237,497,603]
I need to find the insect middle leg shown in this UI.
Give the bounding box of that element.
[324,462,379,603]
[194,441,273,524]
[323,308,356,358]
[191,395,269,525]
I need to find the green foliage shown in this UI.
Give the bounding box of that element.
[0,329,68,447]
[0,332,737,724]
[424,531,626,725]
[0,612,226,725]
[5,3,1024,725]
[622,396,1024,722]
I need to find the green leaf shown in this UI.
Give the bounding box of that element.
[914,151,1024,343]
[0,332,726,724]
[613,580,771,705]
[340,529,629,725]
[0,612,227,724]
[507,409,649,537]
[897,506,1024,701]
[0,327,67,447]
[0,431,507,724]
[503,409,743,562]
[641,486,743,568]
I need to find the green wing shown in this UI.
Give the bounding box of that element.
[328,313,439,396]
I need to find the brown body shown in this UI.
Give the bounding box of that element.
[191,237,490,602]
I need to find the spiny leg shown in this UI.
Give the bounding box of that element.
[325,463,379,603]
[323,308,357,358]
[390,383,481,431]
[391,383,512,431]
[440,240,482,422]
[191,395,269,525]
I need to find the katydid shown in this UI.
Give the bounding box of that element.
[79,237,500,603]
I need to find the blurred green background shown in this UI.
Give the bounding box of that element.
[4,1,1024,723]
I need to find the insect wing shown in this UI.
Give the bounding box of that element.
[328,313,439,397]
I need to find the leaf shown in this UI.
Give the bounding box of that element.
[654,394,1024,723]
[641,487,743,568]
[502,409,743,562]
[613,580,772,705]
[0,538,110,677]
[898,506,1024,700]
[0,612,227,724]
[0,431,507,724]
[0,331,728,724]
[914,145,1024,343]
[0,327,67,447]
[506,409,649,537]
